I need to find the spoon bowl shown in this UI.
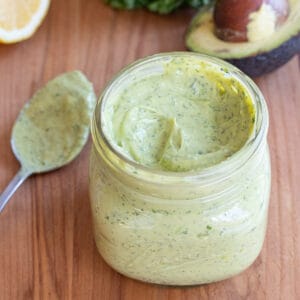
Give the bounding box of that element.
[0,71,96,213]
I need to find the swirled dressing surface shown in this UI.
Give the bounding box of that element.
[102,57,255,172]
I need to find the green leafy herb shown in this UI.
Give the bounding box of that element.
[105,0,212,14]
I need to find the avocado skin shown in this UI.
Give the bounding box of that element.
[227,33,300,77]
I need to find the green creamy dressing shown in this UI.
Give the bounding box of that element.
[90,56,271,285]
[13,71,96,172]
[103,57,255,172]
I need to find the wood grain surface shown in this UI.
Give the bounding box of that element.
[0,1,299,299]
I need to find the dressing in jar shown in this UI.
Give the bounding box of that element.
[89,52,271,285]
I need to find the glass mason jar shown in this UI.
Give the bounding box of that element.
[89,52,271,286]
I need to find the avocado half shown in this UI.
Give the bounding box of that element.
[185,0,300,77]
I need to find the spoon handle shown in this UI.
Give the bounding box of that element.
[0,168,31,213]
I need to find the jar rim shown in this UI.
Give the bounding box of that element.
[91,52,269,185]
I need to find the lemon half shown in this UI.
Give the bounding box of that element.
[0,0,50,44]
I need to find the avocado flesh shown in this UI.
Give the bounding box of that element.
[186,0,300,77]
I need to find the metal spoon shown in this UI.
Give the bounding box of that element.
[0,71,96,213]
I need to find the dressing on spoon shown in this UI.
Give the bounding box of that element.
[0,71,96,213]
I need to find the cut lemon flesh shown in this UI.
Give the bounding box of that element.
[0,0,50,43]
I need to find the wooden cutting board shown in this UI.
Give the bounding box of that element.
[0,0,299,299]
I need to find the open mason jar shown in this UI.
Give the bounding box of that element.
[89,52,271,285]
